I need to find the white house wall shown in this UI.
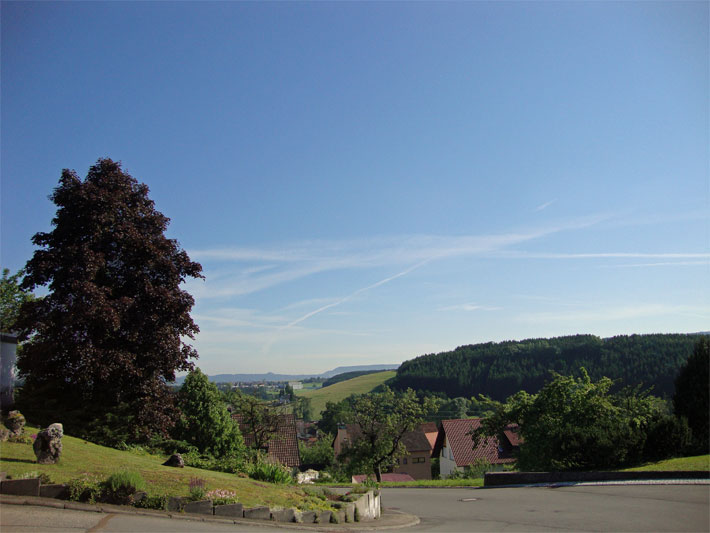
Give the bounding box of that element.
[439,437,461,479]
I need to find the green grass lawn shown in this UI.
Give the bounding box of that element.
[295,371,396,420]
[622,455,709,472]
[0,427,333,510]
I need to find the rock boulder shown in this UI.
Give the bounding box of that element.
[33,423,63,464]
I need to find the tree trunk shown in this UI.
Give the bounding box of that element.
[375,465,382,483]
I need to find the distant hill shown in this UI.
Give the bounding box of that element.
[389,333,707,401]
[320,364,399,378]
[174,364,399,384]
[321,369,392,388]
[295,370,397,420]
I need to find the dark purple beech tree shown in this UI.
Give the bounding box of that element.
[16,159,203,441]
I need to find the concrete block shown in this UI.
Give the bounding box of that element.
[0,478,40,496]
[39,484,69,499]
[167,496,185,511]
[271,508,296,522]
[213,503,243,517]
[243,506,271,520]
[344,502,355,523]
[183,499,213,514]
[316,510,332,524]
[299,511,316,523]
[331,509,346,523]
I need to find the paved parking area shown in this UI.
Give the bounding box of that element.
[380,484,710,532]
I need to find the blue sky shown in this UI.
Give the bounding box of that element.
[2,1,708,374]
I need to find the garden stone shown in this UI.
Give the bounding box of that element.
[344,502,355,522]
[316,510,332,524]
[33,423,63,464]
[162,453,184,467]
[1,478,40,496]
[6,410,25,436]
[299,511,316,523]
[40,484,70,499]
[183,499,213,514]
[167,496,185,511]
[243,506,270,520]
[271,508,296,522]
[214,503,243,517]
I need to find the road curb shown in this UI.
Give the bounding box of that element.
[0,494,420,531]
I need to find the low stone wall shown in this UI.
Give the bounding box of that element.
[352,490,381,521]
[0,477,381,524]
[485,471,710,486]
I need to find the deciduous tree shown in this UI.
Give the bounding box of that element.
[472,368,664,471]
[673,337,710,453]
[341,387,437,482]
[0,268,35,333]
[175,368,245,458]
[15,159,203,440]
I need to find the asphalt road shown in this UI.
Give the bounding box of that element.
[1,484,708,532]
[380,484,710,532]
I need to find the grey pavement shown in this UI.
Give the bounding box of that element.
[2,484,709,532]
[380,484,710,532]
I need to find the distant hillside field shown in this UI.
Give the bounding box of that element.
[296,370,396,420]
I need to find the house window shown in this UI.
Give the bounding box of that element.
[413,457,426,464]
[403,458,408,465]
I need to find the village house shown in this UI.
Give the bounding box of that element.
[433,418,520,478]
[234,412,301,468]
[333,423,434,480]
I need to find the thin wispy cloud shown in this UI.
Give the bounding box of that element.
[261,259,432,352]
[534,199,557,212]
[439,303,502,312]
[490,251,710,260]
[186,214,611,300]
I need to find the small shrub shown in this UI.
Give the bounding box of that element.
[188,477,207,501]
[104,471,147,505]
[135,493,169,510]
[248,458,293,484]
[67,474,104,504]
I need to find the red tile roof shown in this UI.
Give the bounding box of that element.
[338,424,432,454]
[419,422,439,450]
[436,418,518,466]
[234,413,301,468]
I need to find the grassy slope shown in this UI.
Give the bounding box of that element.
[622,455,709,472]
[295,371,396,420]
[0,427,331,510]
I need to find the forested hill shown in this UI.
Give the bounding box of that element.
[388,334,707,401]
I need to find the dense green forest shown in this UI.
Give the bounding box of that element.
[388,334,708,401]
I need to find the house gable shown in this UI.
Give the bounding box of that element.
[435,418,518,467]
[234,413,301,468]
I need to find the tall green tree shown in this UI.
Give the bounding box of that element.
[175,368,245,458]
[230,391,282,452]
[317,397,356,435]
[0,268,35,333]
[472,369,664,471]
[673,337,710,453]
[15,159,203,439]
[341,387,437,482]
